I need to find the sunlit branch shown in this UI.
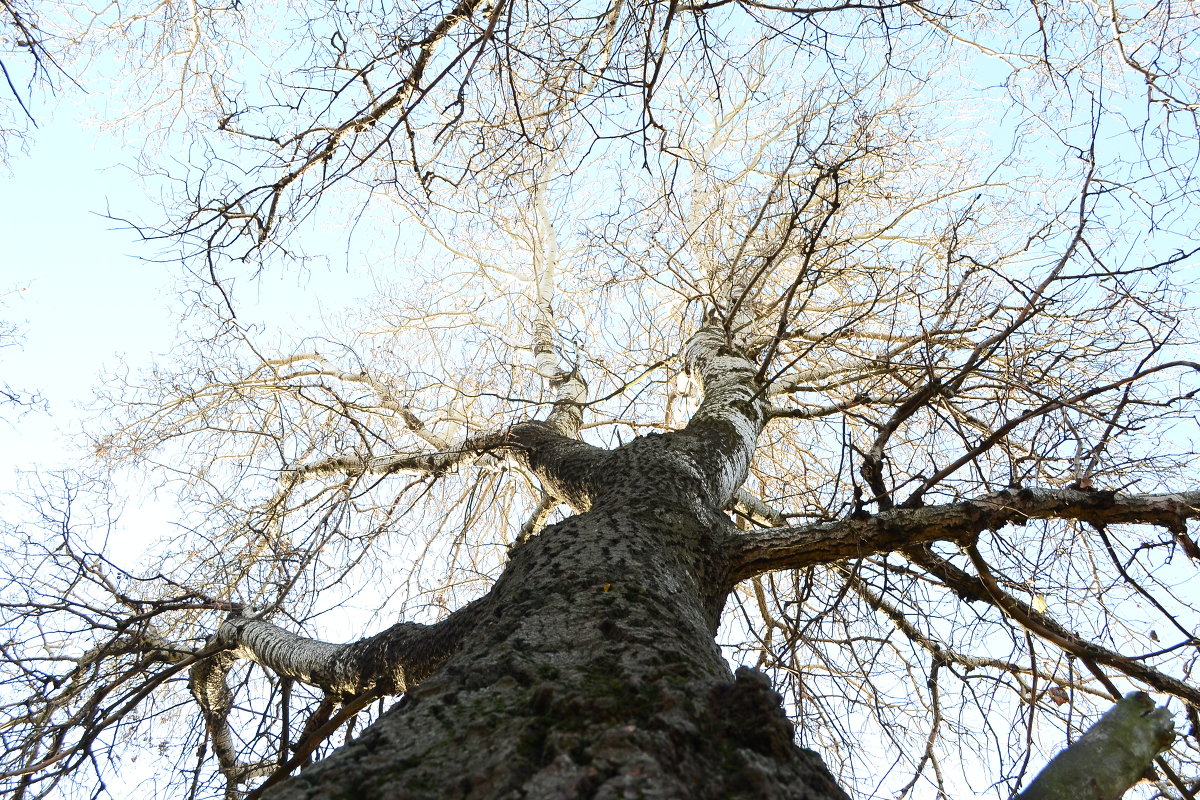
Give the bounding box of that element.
[513,491,559,548]
[682,324,769,508]
[197,0,495,247]
[527,176,588,440]
[765,327,968,395]
[0,637,225,783]
[766,393,876,420]
[280,432,506,486]
[215,600,485,697]
[727,487,1200,588]
[732,488,787,526]
[189,650,274,794]
[262,354,454,451]
[189,600,485,794]
[1105,0,1199,111]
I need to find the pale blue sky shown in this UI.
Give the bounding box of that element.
[0,98,385,477]
[2,20,1198,799]
[1,106,171,463]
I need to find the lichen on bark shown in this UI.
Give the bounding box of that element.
[1016,692,1175,800]
[250,329,852,798]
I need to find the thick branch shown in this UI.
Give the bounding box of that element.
[682,325,769,508]
[545,369,587,438]
[732,488,787,526]
[766,392,878,420]
[726,487,1200,584]
[526,178,588,440]
[190,650,263,793]
[505,420,605,511]
[1015,692,1175,800]
[280,431,506,486]
[216,600,485,698]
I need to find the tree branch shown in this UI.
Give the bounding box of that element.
[681,324,769,508]
[215,599,486,698]
[726,487,1200,585]
[765,392,878,420]
[954,541,1200,707]
[842,567,1096,696]
[732,488,787,526]
[189,649,273,795]
[1015,692,1175,800]
[280,431,507,486]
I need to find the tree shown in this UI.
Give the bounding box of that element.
[2,0,1200,798]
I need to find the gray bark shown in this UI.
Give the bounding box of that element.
[200,326,1200,798]
[213,478,1200,797]
[217,607,482,698]
[727,487,1200,584]
[1015,692,1175,800]
[265,483,847,799]
[255,328,848,798]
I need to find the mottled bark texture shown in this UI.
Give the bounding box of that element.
[216,607,482,697]
[259,329,848,798]
[267,500,846,799]
[1016,692,1174,800]
[193,322,1200,798]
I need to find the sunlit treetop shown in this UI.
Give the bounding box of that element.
[2,0,1200,798]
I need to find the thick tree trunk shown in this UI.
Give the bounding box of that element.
[255,329,848,798]
[209,320,1200,799]
[266,477,847,799]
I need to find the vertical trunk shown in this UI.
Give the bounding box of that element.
[266,329,845,798]
[268,481,846,799]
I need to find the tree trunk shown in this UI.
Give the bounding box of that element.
[266,476,848,799]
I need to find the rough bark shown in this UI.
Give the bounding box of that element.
[1015,692,1175,800]
[216,604,484,698]
[255,329,847,798]
[726,487,1200,583]
[205,327,1200,799]
[210,452,1200,798]
[266,500,847,799]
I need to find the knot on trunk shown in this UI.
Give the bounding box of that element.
[708,666,795,759]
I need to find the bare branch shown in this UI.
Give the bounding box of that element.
[727,487,1200,584]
